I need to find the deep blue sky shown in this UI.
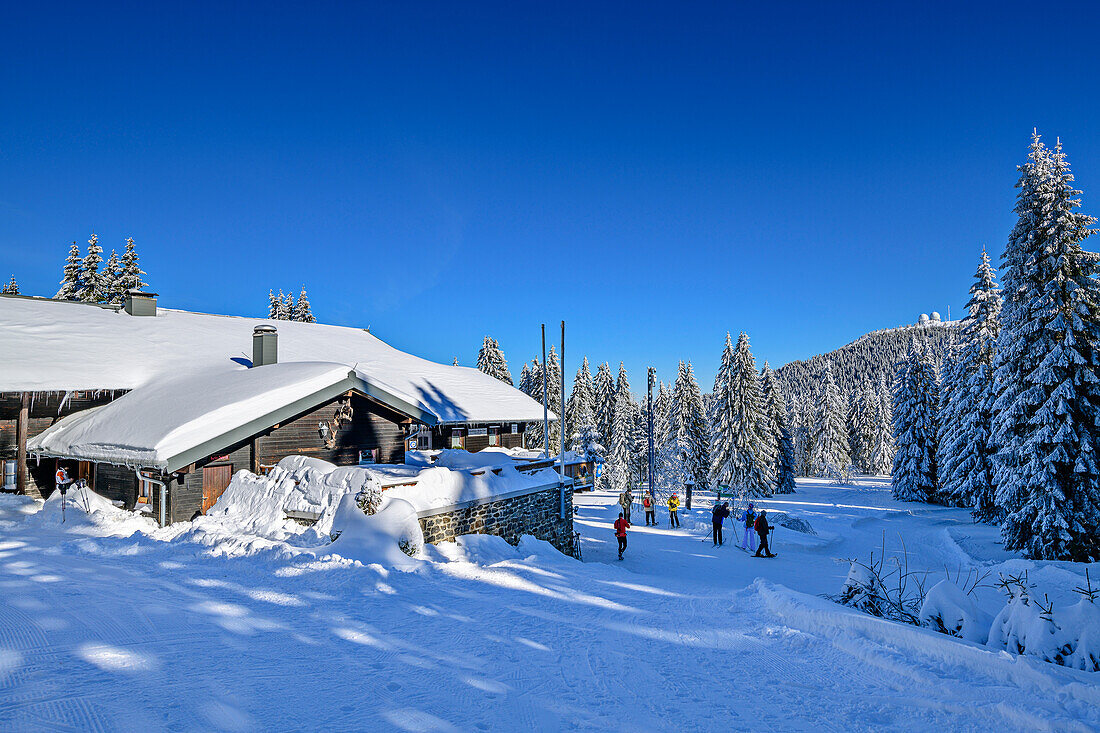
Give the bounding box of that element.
[3,1,1099,390]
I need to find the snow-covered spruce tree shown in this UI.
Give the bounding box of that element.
[993,134,1100,561]
[2,275,18,295]
[593,361,616,455]
[565,357,594,447]
[869,374,895,474]
[292,288,315,323]
[56,241,83,300]
[606,385,635,493]
[103,250,123,304]
[118,237,147,294]
[77,233,106,302]
[282,292,294,320]
[711,333,773,496]
[267,290,280,319]
[672,360,711,490]
[846,381,879,474]
[272,289,289,319]
[936,341,966,505]
[762,363,797,493]
[787,392,813,476]
[809,361,850,477]
[477,336,513,385]
[520,358,545,450]
[892,341,940,502]
[652,381,681,490]
[570,400,606,467]
[940,249,1002,517]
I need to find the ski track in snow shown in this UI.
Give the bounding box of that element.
[0,478,1097,732]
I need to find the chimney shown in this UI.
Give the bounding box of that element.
[124,290,158,316]
[252,325,278,367]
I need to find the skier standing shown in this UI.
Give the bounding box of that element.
[614,512,631,560]
[667,493,681,527]
[643,492,657,526]
[740,502,757,553]
[711,501,730,546]
[619,489,634,524]
[753,509,776,558]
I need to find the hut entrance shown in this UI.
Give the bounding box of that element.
[201,464,233,514]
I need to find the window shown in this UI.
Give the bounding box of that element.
[450,429,465,449]
[488,427,501,447]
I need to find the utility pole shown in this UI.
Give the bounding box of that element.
[559,321,567,519]
[647,368,655,499]
[541,324,549,459]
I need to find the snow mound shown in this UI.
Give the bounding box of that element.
[326,493,424,570]
[25,486,155,537]
[199,457,384,542]
[919,579,992,643]
[770,511,816,535]
[431,533,522,565]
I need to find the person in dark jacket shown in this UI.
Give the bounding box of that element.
[753,509,776,557]
[711,501,731,546]
[614,512,631,559]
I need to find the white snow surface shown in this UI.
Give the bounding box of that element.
[2,475,1099,731]
[0,296,548,423]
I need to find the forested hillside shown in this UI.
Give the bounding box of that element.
[775,316,957,401]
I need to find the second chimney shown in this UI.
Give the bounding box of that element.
[252,325,278,367]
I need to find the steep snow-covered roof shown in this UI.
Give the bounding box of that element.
[0,296,547,424]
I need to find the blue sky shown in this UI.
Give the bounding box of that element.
[2,1,1099,390]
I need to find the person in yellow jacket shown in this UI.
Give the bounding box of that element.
[667,493,681,528]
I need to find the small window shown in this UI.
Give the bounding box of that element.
[488,427,501,447]
[450,429,465,449]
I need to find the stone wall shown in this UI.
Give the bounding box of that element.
[418,484,576,557]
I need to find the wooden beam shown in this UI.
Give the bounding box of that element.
[16,392,28,494]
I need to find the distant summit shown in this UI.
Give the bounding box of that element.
[775,317,958,401]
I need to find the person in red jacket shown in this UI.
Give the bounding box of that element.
[614,512,631,560]
[753,510,776,558]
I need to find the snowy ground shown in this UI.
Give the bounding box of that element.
[1,477,1098,732]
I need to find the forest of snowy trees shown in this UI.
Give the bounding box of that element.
[888,131,1100,562]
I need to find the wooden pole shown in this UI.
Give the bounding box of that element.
[16,392,29,494]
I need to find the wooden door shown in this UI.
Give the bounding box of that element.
[201,465,233,514]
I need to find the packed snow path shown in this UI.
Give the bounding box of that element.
[1,478,1097,732]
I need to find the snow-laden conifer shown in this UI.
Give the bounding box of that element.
[672,361,710,490]
[570,400,606,468]
[77,234,106,302]
[476,336,512,385]
[282,292,294,320]
[118,237,147,294]
[56,242,83,300]
[809,361,850,477]
[103,250,123,304]
[847,381,879,473]
[593,362,616,454]
[293,288,315,323]
[869,374,895,474]
[711,333,772,495]
[892,341,940,502]
[938,250,1002,516]
[2,275,19,295]
[565,357,594,443]
[993,134,1100,560]
[762,362,797,493]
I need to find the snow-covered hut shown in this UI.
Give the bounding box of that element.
[1,293,551,524]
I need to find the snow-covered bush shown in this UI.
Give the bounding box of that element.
[918,578,992,644]
[832,534,927,625]
[986,571,1100,672]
